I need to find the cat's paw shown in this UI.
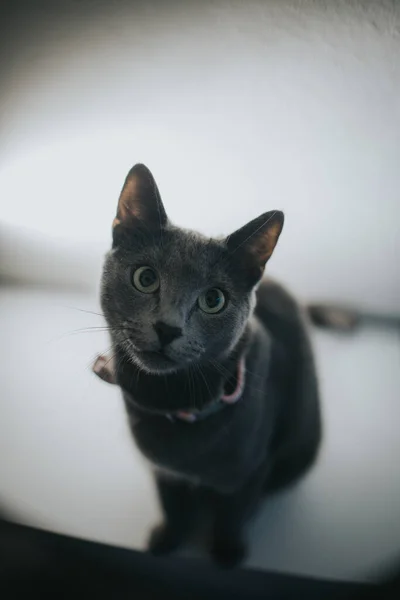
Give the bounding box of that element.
[210,537,247,568]
[147,523,182,556]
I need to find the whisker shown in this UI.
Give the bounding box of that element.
[196,363,213,401]
[189,367,197,411]
[63,306,106,318]
[103,351,118,370]
[85,347,112,372]
[50,325,131,343]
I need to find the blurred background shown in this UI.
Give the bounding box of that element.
[0,0,399,583]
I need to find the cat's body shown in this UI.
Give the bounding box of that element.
[118,279,320,495]
[100,164,321,566]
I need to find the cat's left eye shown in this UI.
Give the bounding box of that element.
[132,266,160,293]
[198,288,226,314]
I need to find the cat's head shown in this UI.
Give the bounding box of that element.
[101,164,283,374]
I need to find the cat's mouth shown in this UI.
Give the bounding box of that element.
[135,349,178,373]
[118,332,198,374]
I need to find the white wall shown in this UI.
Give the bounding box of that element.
[1,0,399,310]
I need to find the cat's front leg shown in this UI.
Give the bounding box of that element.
[211,469,266,568]
[148,474,197,555]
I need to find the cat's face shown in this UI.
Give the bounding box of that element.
[101,164,283,374]
[102,226,254,373]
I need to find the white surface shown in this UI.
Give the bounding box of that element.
[1,286,400,582]
[0,0,399,310]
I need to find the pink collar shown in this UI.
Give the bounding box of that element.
[221,355,246,403]
[175,356,246,423]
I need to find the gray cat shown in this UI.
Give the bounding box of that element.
[99,163,322,567]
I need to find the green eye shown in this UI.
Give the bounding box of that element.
[132,266,160,293]
[198,288,226,314]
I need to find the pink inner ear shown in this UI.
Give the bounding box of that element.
[253,220,283,265]
[118,176,142,221]
[113,164,167,231]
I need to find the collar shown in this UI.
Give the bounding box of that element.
[170,356,246,423]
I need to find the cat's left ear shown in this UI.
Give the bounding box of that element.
[113,163,167,230]
[226,210,284,280]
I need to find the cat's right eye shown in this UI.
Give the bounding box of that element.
[198,288,226,314]
[132,266,160,293]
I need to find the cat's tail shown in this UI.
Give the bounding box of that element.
[307,304,400,333]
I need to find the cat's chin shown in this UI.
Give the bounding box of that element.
[133,350,182,375]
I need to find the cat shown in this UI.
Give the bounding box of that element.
[99,163,322,567]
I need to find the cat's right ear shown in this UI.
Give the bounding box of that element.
[112,164,167,231]
[226,210,284,283]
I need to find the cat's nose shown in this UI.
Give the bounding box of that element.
[153,321,182,347]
